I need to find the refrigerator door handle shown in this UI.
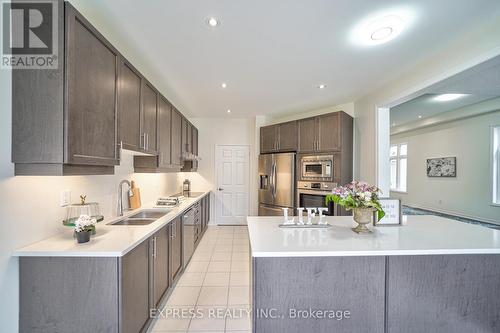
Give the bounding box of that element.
[272,161,277,198]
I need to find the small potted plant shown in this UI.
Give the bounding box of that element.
[326,181,385,233]
[74,214,96,244]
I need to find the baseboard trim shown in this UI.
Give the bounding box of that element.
[403,203,499,225]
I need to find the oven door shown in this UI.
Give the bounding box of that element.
[297,190,335,216]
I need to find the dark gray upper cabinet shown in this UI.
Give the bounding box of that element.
[65,6,119,167]
[134,98,181,173]
[12,2,118,175]
[297,117,318,152]
[277,121,297,152]
[141,81,158,154]
[298,112,351,153]
[158,96,172,168]
[260,125,277,153]
[118,59,142,151]
[192,127,199,170]
[260,121,297,153]
[317,113,340,151]
[12,1,197,176]
[171,108,183,167]
[181,117,193,157]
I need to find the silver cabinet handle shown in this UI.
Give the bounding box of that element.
[217,187,224,191]
[146,133,149,150]
[152,236,157,258]
[141,133,146,150]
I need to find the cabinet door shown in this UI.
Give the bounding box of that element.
[171,108,182,166]
[65,5,119,166]
[121,239,150,333]
[170,217,183,283]
[192,127,199,169]
[260,125,277,153]
[297,118,317,152]
[152,226,169,308]
[142,81,158,153]
[118,59,142,151]
[181,117,188,157]
[158,96,172,168]
[318,113,340,151]
[187,122,193,154]
[277,121,297,151]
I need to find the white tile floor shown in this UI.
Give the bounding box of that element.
[149,226,251,333]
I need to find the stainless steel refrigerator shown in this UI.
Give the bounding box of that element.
[258,153,295,216]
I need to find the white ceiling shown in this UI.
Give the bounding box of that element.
[79,0,500,117]
[390,54,500,126]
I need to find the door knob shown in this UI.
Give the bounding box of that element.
[217,187,224,191]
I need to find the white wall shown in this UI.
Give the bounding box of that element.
[354,18,500,185]
[184,117,258,221]
[390,111,500,223]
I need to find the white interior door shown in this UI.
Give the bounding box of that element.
[215,145,250,225]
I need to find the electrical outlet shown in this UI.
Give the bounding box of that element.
[60,190,71,207]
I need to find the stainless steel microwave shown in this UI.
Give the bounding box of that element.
[300,155,334,181]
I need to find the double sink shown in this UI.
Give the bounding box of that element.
[110,209,171,226]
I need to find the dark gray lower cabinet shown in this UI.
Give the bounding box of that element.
[387,255,500,333]
[252,256,385,333]
[20,257,119,333]
[169,217,183,283]
[152,226,170,309]
[120,239,150,333]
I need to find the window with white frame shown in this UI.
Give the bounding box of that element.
[493,126,500,205]
[390,143,407,192]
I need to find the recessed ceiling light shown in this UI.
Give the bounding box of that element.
[418,115,422,119]
[318,84,327,89]
[351,9,415,46]
[221,82,227,88]
[433,94,468,102]
[371,26,394,41]
[227,109,231,114]
[207,17,219,27]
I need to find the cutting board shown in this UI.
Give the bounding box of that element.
[129,181,142,210]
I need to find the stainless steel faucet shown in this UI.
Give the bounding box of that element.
[118,180,133,216]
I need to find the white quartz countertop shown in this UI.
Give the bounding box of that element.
[13,191,210,257]
[247,215,500,257]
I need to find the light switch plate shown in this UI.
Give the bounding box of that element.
[60,190,71,207]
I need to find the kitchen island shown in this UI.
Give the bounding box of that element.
[247,215,500,333]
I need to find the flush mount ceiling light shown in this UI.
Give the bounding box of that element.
[433,93,468,102]
[221,82,227,88]
[351,8,415,46]
[318,84,327,89]
[418,115,422,119]
[207,17,219,27]
[227,109,231,114]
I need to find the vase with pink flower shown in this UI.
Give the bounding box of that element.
[326,181,385,233]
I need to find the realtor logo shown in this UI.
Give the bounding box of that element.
[1,0,58,69]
